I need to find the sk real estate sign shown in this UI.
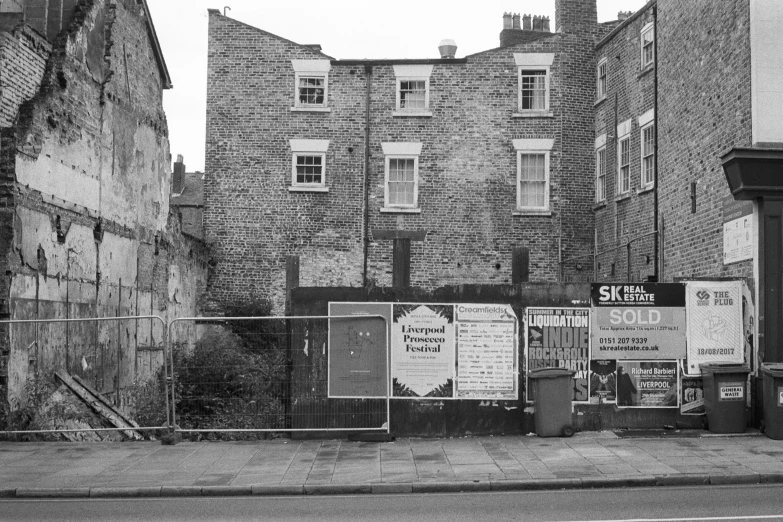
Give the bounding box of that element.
[591,283,686,360]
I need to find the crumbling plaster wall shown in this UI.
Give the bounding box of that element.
[1,0,207,410]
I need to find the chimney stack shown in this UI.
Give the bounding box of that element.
[512,13,521,29]
[523,14,532,30]
[438,39,457,59]
[542,16,550,32]
[503,12,512,29]
[173,155,185,194]
[617,11,633,21]
[533,15,543,31]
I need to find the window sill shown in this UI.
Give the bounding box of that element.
[290,107,331,113]
[594,96,607,107]
[512,209,552,217]
[637,185,654,195]
[380,207,421,214]
[288,186,329,193]
[615,193,632,202]
[512,111,554,119]
[637,64,654,79]
[594,201,607,210]
[392,110,432,118]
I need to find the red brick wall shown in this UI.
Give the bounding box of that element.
[205,2,598,312]
[657,0,753,281]
[0,24,50,127]
[593,6,657,282]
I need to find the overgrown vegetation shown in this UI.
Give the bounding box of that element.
[172,296,288,440]
[0,377,87,441]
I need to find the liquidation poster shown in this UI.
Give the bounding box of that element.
[392,304,455,398]
[591,283,686,360]
[616,360,679,408]
[455,304,517,400]
[327,302,390,398]
[525,307,590,402]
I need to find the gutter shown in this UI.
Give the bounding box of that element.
[362,64,372,286]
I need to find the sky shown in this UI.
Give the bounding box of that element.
[146,0,648,173]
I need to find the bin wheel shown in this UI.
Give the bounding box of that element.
[562,426,575,437]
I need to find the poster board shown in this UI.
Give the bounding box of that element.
[589,360,616,404]
[722,197,754,265]
[328,303,390,398]
[525,307,590,402]
[616,360,679,408]
[685,281,744,375]
[591,283,686,360]
[328,302,518,400]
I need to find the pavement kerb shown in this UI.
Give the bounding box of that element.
[1,473,779,498]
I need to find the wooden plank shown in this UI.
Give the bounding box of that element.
[55,370,143,440]
[393,238,411,287]
[512,247,530,284]
[72,374,142,430]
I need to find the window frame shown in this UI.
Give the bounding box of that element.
[596,145,607,203]
[517,66,550,113]
[381,142,423,212]
[393,65,433,117]
[596,58,607,101]
[289,139,329,192]
[513,53,554,117]
[640,122,655,190]
[290,60,332,112]
[641,22,655,69]
[617,136,631,195]
[516,151,550,211]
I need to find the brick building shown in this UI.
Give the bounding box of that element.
[170,155,204,240]
[204,0,598,313]
[592,0,783,368]
[0,0,207,412]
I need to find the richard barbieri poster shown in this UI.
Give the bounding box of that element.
[616,360,679,408]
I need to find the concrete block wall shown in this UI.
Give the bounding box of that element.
[657,0,753,281]
[204,2,598,313]
[593,6,657,283]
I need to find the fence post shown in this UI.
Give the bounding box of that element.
[512,247,529,284]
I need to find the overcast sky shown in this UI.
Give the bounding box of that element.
[146,0,648,173]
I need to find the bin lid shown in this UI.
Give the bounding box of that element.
[761,363,783,377]
[699,362,751,374]
[528,367,576,379]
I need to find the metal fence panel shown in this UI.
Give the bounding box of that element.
[169,315,389,436]
[0,316,169,439]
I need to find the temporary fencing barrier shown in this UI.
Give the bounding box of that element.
[168,315,390,436]
[0,316,169,439]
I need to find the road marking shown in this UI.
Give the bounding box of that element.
[563,514,783,522]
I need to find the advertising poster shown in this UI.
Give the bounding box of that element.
[681,375,705,415]
[328,303,390,398]
[589,360,617,404]
[591,283,686,360]
[392,304,455,398]
[616,360,679,408]
[685,280,744,375]
[525,308,590,402]
[455,304,518,399]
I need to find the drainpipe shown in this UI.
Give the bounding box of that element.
[362,64,372,286]
[653,5,660,281]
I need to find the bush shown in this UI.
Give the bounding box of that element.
[172,326,287,440]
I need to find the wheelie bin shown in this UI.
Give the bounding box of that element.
[528,367,575,437]
[700,363,750,434]
[760,363,783,440]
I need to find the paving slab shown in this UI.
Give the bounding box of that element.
[0,431,781,497]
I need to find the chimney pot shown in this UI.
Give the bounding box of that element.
[543,16,550,32]
[438,39,457,59]
[503,12,512,29]
[523,14,532,31]
[512,13,521,29]
[533,15,543,31]
[176,154,184,163]
[617,11,633,21]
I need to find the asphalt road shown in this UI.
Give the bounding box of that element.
[2,485,783,522]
